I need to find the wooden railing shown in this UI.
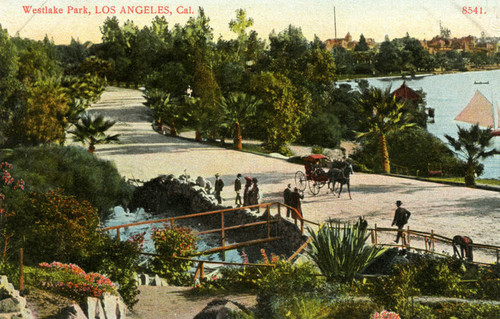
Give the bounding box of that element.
[369,224,500,265]
[102,202,307,254]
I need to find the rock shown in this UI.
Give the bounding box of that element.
[139,274,150,286]
[54,304,87,319]
[151,275,167,287]
[102,294,119,319]
[0,297,21,313]
[84,297,105,319]
[193,299,248,319]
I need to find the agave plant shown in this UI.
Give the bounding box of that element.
[307,220,386,283]
[69,113,120,153]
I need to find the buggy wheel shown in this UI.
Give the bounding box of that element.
[295,171,307,192]
[309,181,321,196]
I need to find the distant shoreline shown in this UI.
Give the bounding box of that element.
[337,66,500,83]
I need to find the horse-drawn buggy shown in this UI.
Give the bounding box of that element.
[294,154,353,198]
[295,154,330,195]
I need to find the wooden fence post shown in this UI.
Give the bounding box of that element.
[407,226,411,249]
[19,248,24,291]
[431,230,435,252]
[374,224,378,245]
[497,249,500,264]
[221,212,225,249]
[116,228,120,241]
[267,206,271,239]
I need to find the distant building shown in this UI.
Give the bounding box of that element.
[324,32,375,51]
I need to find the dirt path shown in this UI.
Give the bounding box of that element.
[130,286,256,319]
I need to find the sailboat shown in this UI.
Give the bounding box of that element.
[454,90,500,137]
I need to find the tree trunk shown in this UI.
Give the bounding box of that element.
[170,119,177,137]
[195,131,202,142]
[236,122,242,150]
[465,161,476,187]
[380,133,390,173]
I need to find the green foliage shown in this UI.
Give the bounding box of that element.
[411,256,466,297]
[250,72,312,153]
[351,127,464,176]
[89,234,142,308]
[151,225,197,286]
[311,145,325,155]
[255,261,327,319]
[5,145,133,218]
[329,301,379,319]
[432,302,500,319]
[445,124,499,186]
[143,89,186,136]
[9,79,69,146]
[15,189,101,266]
[300,113,343,148]
[307,221,387,283]
[473,263,500,300]
[69,113,120,153]
[355,86,417,173]
[368,264,420,316]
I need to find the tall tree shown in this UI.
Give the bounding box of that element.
[445,124,499,186]
[355,86,416,173]
[354,34,369,51]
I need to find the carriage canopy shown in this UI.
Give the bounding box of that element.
[303,154,328,162]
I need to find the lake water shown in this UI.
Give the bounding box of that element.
[103,206,244,264]
[342,70,500,179]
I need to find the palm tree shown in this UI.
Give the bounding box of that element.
[355,86,415,173]
[445,124,499,186]
[69,113,120,153]
[218,92,261,150]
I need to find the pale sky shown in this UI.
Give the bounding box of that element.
[0,0,499,44]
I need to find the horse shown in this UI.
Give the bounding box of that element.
[327,163,353,199]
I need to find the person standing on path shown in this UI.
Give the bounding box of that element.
[391,200,411,244]
[243,176,253,206]
[290,187,304,220]
[234,173,243,206]
[214,173,225,205]
[283,184,293,217]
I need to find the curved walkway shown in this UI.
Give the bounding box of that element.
[82,87,500,259]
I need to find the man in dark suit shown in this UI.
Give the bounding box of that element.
[391,200,411,244]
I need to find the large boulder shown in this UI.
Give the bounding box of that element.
[193,299,250,319]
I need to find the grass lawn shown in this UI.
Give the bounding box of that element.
[427,176,500,186]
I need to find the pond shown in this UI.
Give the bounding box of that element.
[103,206,245,264]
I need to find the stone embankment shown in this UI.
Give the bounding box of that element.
[0,275,128,319]
[0,276,34,319]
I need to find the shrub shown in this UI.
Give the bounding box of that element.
[27,261,117,302]
[255,261,326,319]
[88,234,143,308]
[433,302,500,319]
[368,264,420,316]
[329,300,379,319]
[150,225,197,286]
[18,189,101,266]
[411,255,465,297]
[307,221,387,283]
[5,145,133,218]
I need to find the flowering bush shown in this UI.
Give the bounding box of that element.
[31,261,117,301]
[150,225,197,286]
[371,310,401,319]
[22,189,101,265]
